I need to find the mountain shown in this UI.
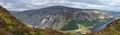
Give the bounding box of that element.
[0,6,71,35]
[84,18,120,35]
[13,6,114,34]
[108,11,120,17]
[9,11,21,15]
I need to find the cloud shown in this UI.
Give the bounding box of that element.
[0,0,120,11]
[68,0,103,5]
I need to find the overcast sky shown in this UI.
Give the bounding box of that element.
[0,0,120,11]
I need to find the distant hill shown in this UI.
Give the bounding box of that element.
[109,11,120,17]
[84,18,120,35]
[12,6,115,34]
[0,6,71,35]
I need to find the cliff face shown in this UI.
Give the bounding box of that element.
[84,18,120,35]
[0,6,71,35]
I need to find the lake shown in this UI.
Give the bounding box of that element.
[89,18,118,32]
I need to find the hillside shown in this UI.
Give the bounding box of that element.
[0,6,71,35]
[13,6,114,34]
[84,18,120,35]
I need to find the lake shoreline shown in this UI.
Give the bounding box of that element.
[89,17,119,32]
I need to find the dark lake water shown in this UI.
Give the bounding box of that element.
[90,23,108,32]
[89,18,118,32]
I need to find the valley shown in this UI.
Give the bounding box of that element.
[11,6,116,34]
[1,5,120,35]
[1,0,120,35]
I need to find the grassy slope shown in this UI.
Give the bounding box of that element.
[0,6,72,35]
[84,18,120,35]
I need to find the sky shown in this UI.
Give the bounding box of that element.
[0,0,120,11]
